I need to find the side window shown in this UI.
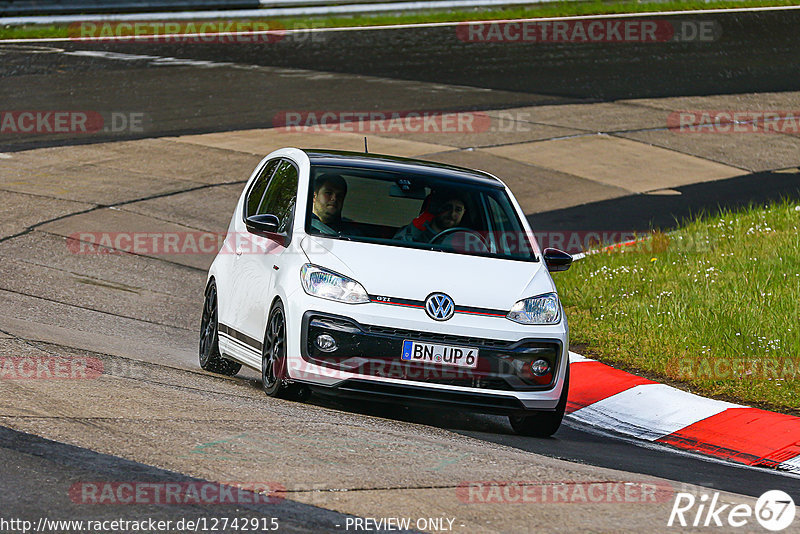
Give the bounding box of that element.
[245,159,280,218]
[256,160,299,234]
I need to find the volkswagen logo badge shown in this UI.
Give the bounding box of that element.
[425,293,455,321]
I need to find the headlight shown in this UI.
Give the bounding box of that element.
[506,293,561,324]
[300,264,369,304]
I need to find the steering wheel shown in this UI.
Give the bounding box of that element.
[430,227,489,252]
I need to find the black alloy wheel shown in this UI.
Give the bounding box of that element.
[199,281,241,376]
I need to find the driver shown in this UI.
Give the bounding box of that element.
[394,190,467,243]
[310,173,361,235]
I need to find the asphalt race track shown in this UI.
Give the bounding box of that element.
[1,7,800,533]
[2,8,800,151]
[98,8,800,98]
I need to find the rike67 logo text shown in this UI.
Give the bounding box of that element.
[668,490,796,531]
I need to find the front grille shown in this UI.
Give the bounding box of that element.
[362,324,515,349]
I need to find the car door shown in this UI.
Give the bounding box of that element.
[217,157,279,329]
[225,158,299,368]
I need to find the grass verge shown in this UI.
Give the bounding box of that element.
[558,198,800,414]
[1,0,800,40]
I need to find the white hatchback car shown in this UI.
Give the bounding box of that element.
[201,148,573,436]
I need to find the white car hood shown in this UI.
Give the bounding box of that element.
[300,235,554,311]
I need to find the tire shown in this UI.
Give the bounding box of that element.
[199,281,241,376]
[261,301,307,400]
[509,363,570,437]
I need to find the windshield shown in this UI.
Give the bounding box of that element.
[304,164,537,261]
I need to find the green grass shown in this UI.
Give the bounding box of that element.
[558,199,800,414]
[2,0,800,40]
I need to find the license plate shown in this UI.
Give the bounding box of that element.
[401,340,478,369]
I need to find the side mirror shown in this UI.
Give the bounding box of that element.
[245,214,280,237]
[543,248,573,272]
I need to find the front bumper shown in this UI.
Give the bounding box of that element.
[312,379,530,415]
[286,308,567,413]
[302,311,562,390]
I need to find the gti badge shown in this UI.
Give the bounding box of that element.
[425,293,455,321]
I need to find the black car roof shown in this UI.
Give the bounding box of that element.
[303,149,504,188]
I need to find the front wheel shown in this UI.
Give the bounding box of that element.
[509,364,569,437]
[261,301,306,400]
[199,281,241,376]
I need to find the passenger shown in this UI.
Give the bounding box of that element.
[310,173,361,235]
[394,190,467,243]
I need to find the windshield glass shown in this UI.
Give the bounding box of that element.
[305,164,537,261]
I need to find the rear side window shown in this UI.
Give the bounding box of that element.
[255,160,299,234]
